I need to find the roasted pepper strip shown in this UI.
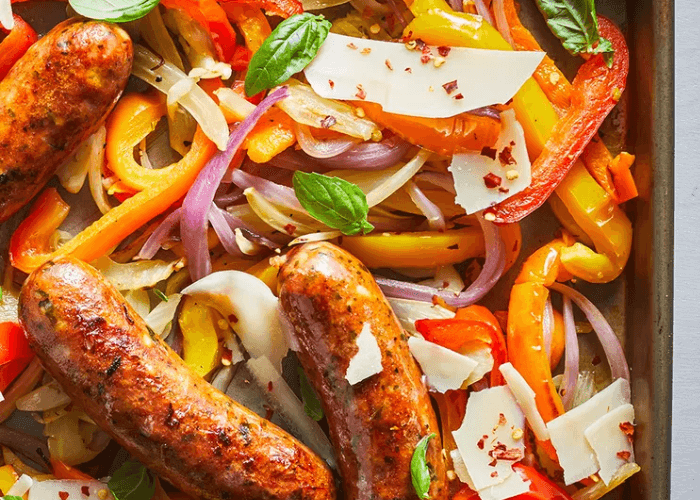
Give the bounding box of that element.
[339,227,485,269]
[219,0,303,18]
[221,4,271,53]
[515,238,573,286]
[609,152,638,203]
[243,107,296,163]
[178,297,222,377]
[9,188,70,274]
[354,101,502,156]
[491,17,629,224]
[507,281,564,423]
[0,15,38,80]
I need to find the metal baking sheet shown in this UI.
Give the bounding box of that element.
[0,0,674,499]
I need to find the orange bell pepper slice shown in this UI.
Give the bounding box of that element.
[219,0,302,19]
[243,107,296,163]
[161,0,240,62]
[491,17,629,223]
[354,101,501,156]
[51,459,95,481]
[514,238,573,286]
[0,14,37,80]
[221,4,271,54]
[9,188,70,274]
[609,152,638,203]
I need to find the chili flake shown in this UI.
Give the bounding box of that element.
[347,42,358,50]
[617,450,631,461]
[59,492,70,500]
[620,421,635,437]
[355,84,367,100]
[328,79,335,89]
[498,146,516,166]
[454,93,464,100]
[320,115,337,129]
[442,80,458,94]
[481,146,498,160]
[361,47,372,55]
[385,59,394,70]
[438,46,451,57]
[405,67,412,73]
[483,173,502,189]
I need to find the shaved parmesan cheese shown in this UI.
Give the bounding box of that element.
[584,403,635,485]
[408,337,478,392]
[450,449,475,489]
[452,385,526,491]
[0,0,13,31]
[499,363,549,441]
[389,298,455,335]
[450,109,531,214]
[458,343,494,386]
[304,33,544,119]
[8,474,32,497]
[478,468,531,500]
[28,480,113,500]
[547,378,631,485]
[345,323,383,385]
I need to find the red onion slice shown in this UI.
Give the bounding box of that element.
[474,0,495,25]
[209,204,243,256]
[268,149,325,172]
[375,213,506,307]
[295,123,357,159]
[560,295,579,410]
[405,181,446,231]
[415,171,457,194]
[550,283,630,382]
[228,169,303,210]
[448,0,463,12]
[314,135,412,171]
[492,0,514,46]
[136,208,182,260]
[182,87,289,281]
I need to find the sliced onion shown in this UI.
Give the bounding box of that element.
[0,359,43,424]
[268,149,325,172]
[0,0,13,31]
[415,171,457,194]
[92,256,183,291]
[448,0,463,12]
[492,0,514,47]
[209,205,243,256]
[550,283,630,382]
[228,169,303,210]
[314,135,412,170]
[86,127,111,215]
[468,106,502,121]
[245,187,324,236]
[473,0,495,25]
[405,181,446,231]
[289,231,342,246]
[386,0,410,28]
[295,123,358,159]
[375,213,506,307]
[56,134,94,194]
[132,44,229,150]
[145,293,183,337]
[246,356,337,469]
[16,381,70,412]
[140,6,185,71]
[137,209,183,260]
[560,295,579,410]
[211,365,235,393]
[366,149,431,207]
[182,87,289,280]
[220,211,282,250]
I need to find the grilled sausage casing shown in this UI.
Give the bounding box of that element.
[278,242,447,500]
[0,19,132,222]
[19,258,336,500]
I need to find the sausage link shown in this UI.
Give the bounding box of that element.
[278,242,447,500]
[19,258,336,500]
[0,19,132,222]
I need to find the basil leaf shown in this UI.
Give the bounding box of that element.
[108,460,156,500]
[535,0,614,66]
[411,433,436,499]
[69,0,161,23]
[298,367,324,421]
[293,172,374,236]
[245,14,331,96]
[3,496,24,500]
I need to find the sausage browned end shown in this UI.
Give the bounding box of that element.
[19,258,336,500]
[278,242,447,500]
[0,19,133,222]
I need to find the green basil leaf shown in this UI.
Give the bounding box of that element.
[298,367,324,421]
[411,433,436,500]
[108,460,156,500]
[535,0,614,64]
[245,13,331,96]
[69,0,161,23]
[293,172,374,236]
[3,496,24,500]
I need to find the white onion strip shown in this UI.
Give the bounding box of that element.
[367,149,431,207]
[560,295,579,410]
[375,213,506,307]
[228,169,303,210]
[405,181,446,231]
[550,283,630,382]
[295,123,357,159]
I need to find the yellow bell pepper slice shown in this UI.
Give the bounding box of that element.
[246,258,279,293]
[0,464,18,495]
[339,227,484,269]
[178,297,222,377]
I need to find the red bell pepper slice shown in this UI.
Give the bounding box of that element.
[161,0,240,62]
[415,305,508,386]
[0,323,34,392]
[0,14,37,80]
[511,464,574,500]
[220,0,303,18]
[490,16,629,224]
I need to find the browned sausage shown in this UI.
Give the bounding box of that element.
[0,19,132,222]
[278,242,447,500]
[19,257,336,500]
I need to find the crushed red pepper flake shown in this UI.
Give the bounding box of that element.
[620,421,635,437]
[385,59,394,70]
[477,437,485,450]
[491,471,499,478]
[617,450,631,461]
[488,457,498,467]
[81,486,90,496]
[328,79,335,89]
[481,146,498,160]
[421,53,432,64]
[442,80,458,94]
[405,67,412,73]
[347,42,358,50]
[498,413,507,426]
[320,115,337,129]
[489,444,524,461]
[499,146,516,166]
[268,381,274,391]
[438,46,451,57]
[355,84,367,100]
[499,187,510,194]
[59,492,69,500]
[483,173,502,189]
[454,93,464,100]
[284,223,296,235]
[361,47,372,55]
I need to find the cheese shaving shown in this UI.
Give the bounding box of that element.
[345,323,383,385]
